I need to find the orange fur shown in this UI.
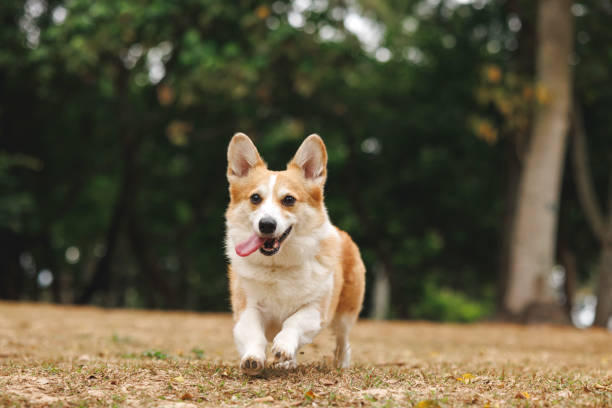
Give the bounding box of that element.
[334,229,366,318]
[228,265,246,321]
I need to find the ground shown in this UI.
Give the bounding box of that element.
[1,303,612,407]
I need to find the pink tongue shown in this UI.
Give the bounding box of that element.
[235,234,265,257]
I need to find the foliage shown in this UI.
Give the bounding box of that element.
[411,280,492,323]
[0,0,609,321]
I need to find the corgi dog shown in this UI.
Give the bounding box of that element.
[225,133,366,376]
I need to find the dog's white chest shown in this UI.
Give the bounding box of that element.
[238,258,332,323]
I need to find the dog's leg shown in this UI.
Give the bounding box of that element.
[233,307,267,375]
[271,306,321,369]
[332,314,355,368]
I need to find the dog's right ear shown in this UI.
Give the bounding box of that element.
[227,133,264,180]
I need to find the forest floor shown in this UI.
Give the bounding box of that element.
[1,302,611,407]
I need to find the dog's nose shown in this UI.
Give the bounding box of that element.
[259,217,277,234]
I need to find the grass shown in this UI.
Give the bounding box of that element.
[1,302,611,407]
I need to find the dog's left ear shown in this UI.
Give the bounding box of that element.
[289,134,327,185]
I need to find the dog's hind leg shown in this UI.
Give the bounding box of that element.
[332,231,366,368]
[332,314,355,368]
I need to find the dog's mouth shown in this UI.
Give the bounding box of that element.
[259,226,292,256]
[235,226,292,257]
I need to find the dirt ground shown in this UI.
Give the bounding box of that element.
[1,302,612,407]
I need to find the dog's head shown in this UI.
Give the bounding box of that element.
[225,133,328,260]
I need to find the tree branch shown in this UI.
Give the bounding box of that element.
[571,102,607,242]
[607,166,612,231]
[76,135,139,304]
[127,215,178,308]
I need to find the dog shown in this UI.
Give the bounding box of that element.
[225,133,366,375]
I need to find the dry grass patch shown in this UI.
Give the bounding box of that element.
[1,302,612,407]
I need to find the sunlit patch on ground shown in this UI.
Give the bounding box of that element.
[1,302,611,407]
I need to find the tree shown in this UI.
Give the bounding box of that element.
[504,0,573,321]
[7,0,609,323]
[571,104,612,327]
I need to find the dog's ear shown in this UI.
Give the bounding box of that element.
[227,133,264,179]
[289,134,327,185]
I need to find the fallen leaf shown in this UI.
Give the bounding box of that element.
[304,389,316,399]
[181,392,193,401]
[456,373,475,384]
[173,376,185,383]
[515,391,530,399]
[253,396,274,403]
[415,400,441,408]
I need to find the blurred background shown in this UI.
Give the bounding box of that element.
[0,0,610,328]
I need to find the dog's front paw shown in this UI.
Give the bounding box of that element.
[271,334,297,369]
[240,355,265,376]
[271,346,297,369]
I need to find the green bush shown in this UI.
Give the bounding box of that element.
[411,281,492,323]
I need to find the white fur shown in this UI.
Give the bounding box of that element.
[332,314,354,368]
[248,174,293,235]
[234,307,267,365]
[271,306,322,369]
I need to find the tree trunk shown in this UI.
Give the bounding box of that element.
[570,104,607,241]
[570,103,612,327]
[594,172,612,327]
[496,0,534,318]
[370,262,391,320]
[558,237,577,315]
[76,62,139,305]
[127,216,178,309]
[504,0,573,319]
[496,136,522,316]
[594,241,612,327]
[76,137,138,304]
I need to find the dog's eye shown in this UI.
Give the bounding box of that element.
[250,194,262,204]
[281,195,296,207]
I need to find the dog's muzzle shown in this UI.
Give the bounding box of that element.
[259,226,292,256]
